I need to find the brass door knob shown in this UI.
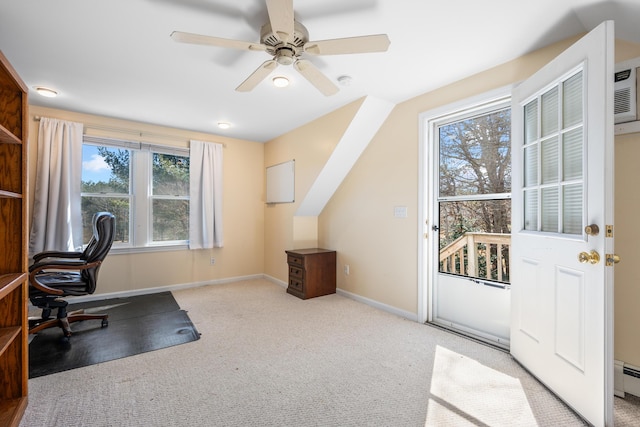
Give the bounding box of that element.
[578,250,600,264]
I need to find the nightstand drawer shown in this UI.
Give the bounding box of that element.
[289,265,304,279]
[288,278,304,292]
[287,254,304,266]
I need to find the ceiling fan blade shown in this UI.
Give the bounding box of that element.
[293,59,338,96]
[236,60,278,92]
[304,34,390,55]
[266,0,294,43]
[171,31,266,52]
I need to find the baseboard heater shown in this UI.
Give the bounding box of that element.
[614,360,640,398]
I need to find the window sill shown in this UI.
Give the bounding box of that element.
[110,244,189,255]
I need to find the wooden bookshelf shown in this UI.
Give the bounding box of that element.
[0,50,29,426]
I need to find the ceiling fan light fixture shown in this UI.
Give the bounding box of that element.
[337,75,353,86]
[35,86,58,98]
[217,121,231,130]
[272,76,289,88]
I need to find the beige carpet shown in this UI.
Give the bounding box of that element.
[20,278,640,426]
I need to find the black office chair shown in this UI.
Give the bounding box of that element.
[28,212,116,338]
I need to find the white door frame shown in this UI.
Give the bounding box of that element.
[418,86,513,325]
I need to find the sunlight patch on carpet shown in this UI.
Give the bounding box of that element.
[425,345,537,426]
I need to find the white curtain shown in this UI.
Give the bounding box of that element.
[189,140,223,249]
[29,117,84,255]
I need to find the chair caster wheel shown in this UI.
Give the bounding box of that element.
[101,319,108,328]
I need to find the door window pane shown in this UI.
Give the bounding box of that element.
[520,69,584,236]
[563,128,583,181]
[438,109,511,197]
[541,87,559,137]
[524,100,538,144]
[524,145,538,187]
[541,137,558,184]
[563,184,582,234]
[563,71,583,127]
[541,187,559,232]
[524,189,538,231]
[438,199,511,282]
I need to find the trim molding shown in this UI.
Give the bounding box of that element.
[336,288,418,322]
[614,359,640,399]
[58,274,265,304]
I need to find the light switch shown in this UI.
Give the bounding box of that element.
[394,206,408,218]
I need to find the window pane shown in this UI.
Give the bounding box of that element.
[523,145,538,188]
[563,128,583,181]
[541,87,558,137]
[524,100,538,144]
[81,145,130,193]
[438,108,511,197]
[153,153,190,196]
[81,196,129,244]
[563,184,582,234]
[438,199,511,283]
[541,187,558,232]
[541,137,558,184]
[563,71,583,128]
[152,199,189,241]
[524,189,538,231]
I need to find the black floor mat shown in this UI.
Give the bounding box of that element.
[29,292,200,378]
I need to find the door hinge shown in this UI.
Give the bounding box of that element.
[606,225,613,238]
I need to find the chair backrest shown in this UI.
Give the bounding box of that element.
[81,212,116,293]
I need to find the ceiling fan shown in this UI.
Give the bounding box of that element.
[170,0,390,96]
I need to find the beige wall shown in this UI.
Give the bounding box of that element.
[615,131,640,367]
[28,105,265,295]
[263,98,364,281]
[263,38,640,363]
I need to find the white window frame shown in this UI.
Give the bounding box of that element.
[82,136,190,254]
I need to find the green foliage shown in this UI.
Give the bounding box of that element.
[81,146,190,244]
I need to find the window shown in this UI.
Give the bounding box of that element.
[81,136,190,249]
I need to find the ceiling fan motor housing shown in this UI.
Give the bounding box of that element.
[260,20,309,65]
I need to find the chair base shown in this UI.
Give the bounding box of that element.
[29,309,109,337]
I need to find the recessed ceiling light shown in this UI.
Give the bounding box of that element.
[217,122,231,130]
[34,86,58,98]
[272,76,289,88]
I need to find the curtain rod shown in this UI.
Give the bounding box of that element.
[33,115,226,147]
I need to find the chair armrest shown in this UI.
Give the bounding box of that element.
[33,250,84,262]
[29,259,103,296]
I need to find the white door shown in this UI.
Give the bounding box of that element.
[510,21,614,427]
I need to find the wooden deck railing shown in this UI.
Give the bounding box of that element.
[439,232,511,282]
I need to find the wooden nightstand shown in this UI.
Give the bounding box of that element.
[285,248,336,299]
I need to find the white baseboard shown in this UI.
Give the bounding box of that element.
[264,274,287,288]
[614,360,640,399]
[43,274,417,325]
[53,274,266,305]
[336,288,418,322]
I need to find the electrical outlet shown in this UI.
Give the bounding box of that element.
[210,257,216,265]
[344,265,350,275]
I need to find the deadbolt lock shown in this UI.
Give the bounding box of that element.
[584,224,599,236]
[578,250,600,265]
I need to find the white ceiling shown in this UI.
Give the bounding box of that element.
[1,0,639,143]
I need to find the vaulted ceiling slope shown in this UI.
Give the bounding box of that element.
[1,0,639,142]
